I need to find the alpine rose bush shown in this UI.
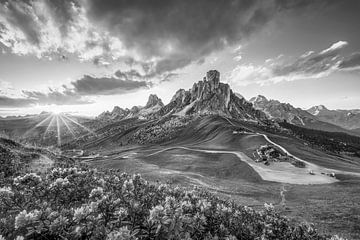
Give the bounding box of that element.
[0,165,346,240]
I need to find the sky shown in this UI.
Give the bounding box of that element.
[0,0,360,117]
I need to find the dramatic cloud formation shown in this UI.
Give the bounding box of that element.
[228,41,360,85]
[0,69,150,107]
[0,0,126,63]
[71,74,148,95]
[0,0,327,76]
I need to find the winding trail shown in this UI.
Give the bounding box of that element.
[223,117,360,178]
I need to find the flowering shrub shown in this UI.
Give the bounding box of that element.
[0,164,344,240]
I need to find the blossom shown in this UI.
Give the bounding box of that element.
[217,203,232,214]
[89,187,104,199]
[49,215,69,232]
[14,210,41,229]
[264,203,274,212]
[122,179,135,194]
[73,203,97,222]
[49,177,70,189]
[0,186,14,198]
[107,227,133,240]
[13,173,42,186]
[148,205,165,223]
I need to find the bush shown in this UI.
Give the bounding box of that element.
[0,164,342,240]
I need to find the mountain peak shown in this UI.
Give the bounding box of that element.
[307,105,329,115]
[145,94,164,108]
[158,70,265,120]
[205,70,220,88]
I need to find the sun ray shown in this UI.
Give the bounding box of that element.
[43,115,56,139]
[59,115,76,138]
[23,114,53,137]
[62,115,97,136]
[56,115,61,146]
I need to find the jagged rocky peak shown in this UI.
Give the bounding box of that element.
[158,70,265,120]
[112,106,123,114]
[145,94,164,108]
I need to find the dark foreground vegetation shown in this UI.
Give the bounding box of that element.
[279,122,360,157]
[0,138,346,240]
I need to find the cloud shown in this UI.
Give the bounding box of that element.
[0,68,151,108]
[0,0,127,62]
[70,74,148,95]
[0,95,35,108]
[338,52,360,70]
[0,0,327,75]
[228,41,355,85]
[22,88,92,105]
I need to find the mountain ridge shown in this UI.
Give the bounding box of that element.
[307,105,360,130]
[98,70,266,122]
[249,95,360,136]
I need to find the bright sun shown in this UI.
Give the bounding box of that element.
[51,108,63,114]
[51,108,62,115]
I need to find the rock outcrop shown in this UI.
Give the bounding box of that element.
[157,70,265,120]
[145,94,164,108]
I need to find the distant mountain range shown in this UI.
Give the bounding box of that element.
[307,105,360,130]
[249,96,360,136]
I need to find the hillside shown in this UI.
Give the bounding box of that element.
[0,138,57,177]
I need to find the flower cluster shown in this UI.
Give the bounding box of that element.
[13,173,42,187]
[0,165,346,240]
[14,210,41,229]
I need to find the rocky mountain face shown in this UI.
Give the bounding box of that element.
[98,70,266,122]
[156,70,265,120]
[249,95,357,134]
[307,105,360,130]
[145,94,164,108]
[249,95,316,126]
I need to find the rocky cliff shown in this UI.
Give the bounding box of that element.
[157,70,265,120]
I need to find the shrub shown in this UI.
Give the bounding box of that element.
[0,165,342,240]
